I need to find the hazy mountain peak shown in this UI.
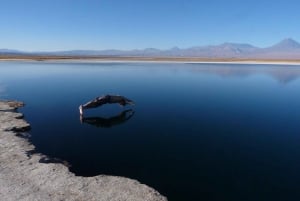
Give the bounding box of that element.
[219,42,257,49]
[271,38,300,50]
[170,46,180,50]
[281,38,299,43]
[0,49,21,53]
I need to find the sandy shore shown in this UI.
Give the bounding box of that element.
[1,56,300,65]
[0,100,167,201]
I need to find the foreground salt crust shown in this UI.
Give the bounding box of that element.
[0,101,167,201]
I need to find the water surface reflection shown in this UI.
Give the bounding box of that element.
[187,63,300,84]
[1,62,300,201]
[80,109,135,128]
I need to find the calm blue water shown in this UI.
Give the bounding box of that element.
[1,61,300,201]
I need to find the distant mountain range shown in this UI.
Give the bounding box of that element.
[1,38,300,59]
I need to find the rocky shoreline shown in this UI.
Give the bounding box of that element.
[0,100,167,201]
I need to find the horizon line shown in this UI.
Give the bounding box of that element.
[0,38,298,53]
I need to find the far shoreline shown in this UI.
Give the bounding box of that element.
[1,56,300,66]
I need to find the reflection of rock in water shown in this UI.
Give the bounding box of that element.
[81,109,135,128]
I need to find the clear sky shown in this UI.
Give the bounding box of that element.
[1,0,299,51]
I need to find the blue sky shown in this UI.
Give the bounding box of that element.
[1,0,299,51]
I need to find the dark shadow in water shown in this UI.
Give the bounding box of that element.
[80,109,135,128]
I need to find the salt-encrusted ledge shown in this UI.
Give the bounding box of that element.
[0,100,167,201]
